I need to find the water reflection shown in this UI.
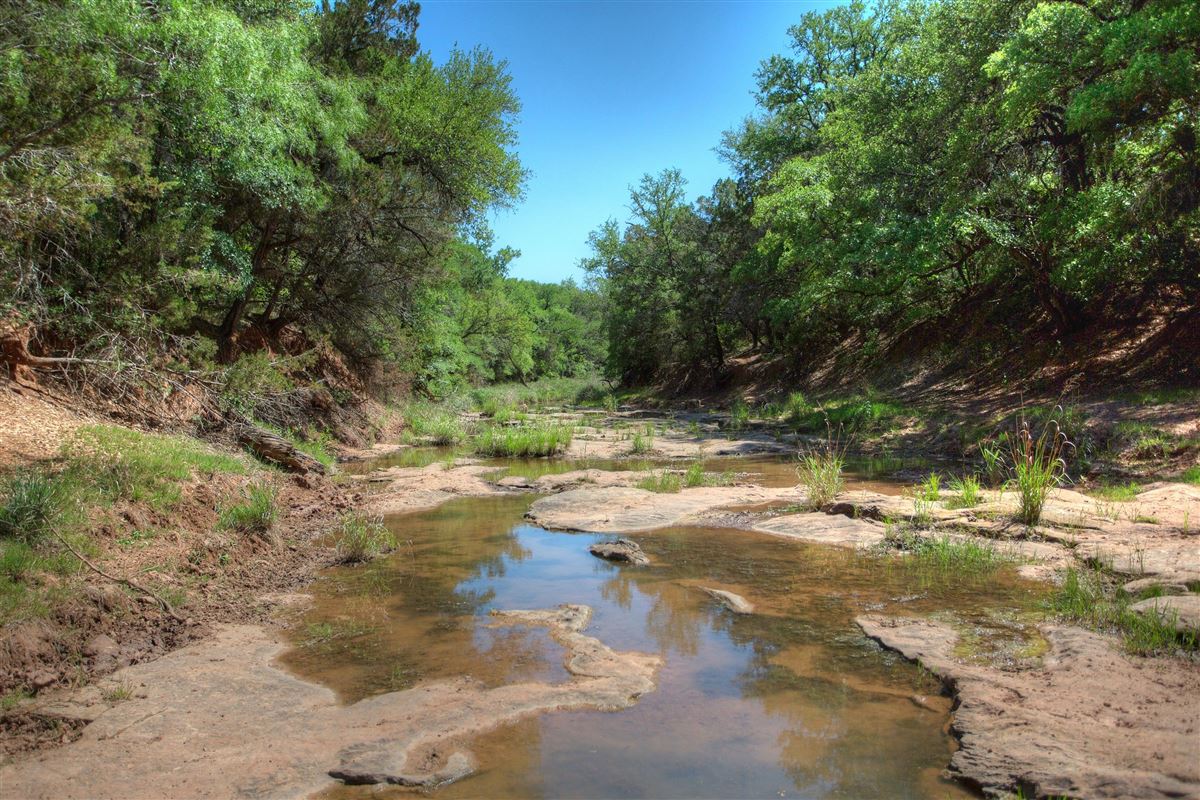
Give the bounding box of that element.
[295,495,1043,799]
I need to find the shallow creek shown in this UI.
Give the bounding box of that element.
[285,453,1047,798]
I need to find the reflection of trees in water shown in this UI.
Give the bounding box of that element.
[600,568,705,658]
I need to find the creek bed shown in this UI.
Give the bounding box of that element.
[287,453,1046,798]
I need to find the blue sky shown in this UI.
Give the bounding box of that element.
[416,0,835,283]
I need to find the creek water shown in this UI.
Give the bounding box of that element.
[286,453,1046,799]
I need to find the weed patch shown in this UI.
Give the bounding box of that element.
[473,422,574,457]
[637,471,682,493]
[1048,567,1198,656]
[334,513,397,563]
[217,482,278,537]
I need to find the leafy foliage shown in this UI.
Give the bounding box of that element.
[583,0,1199,385]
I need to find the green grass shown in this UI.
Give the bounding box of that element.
[1090,482,1140,502]
[1182,467,1200,485]
[789,394,914,435]
[881,529,1013,575]
[1003,415,1072,526]
[469,375,609,412]
[0,470,72,545]
[472,422,575,457]
[1119,387,1200,406]
[796,448,845,510]
[636,471,682,493]
[1049,567,1198,656]
[217,482,278,537]
[729,397,750,430]
[402,403,470,446]
[69,424,248,510]
[333,512,397,563]
[946,474,981,508]
[629,425,655,455]
[917,473,940,501]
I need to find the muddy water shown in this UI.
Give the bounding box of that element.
[284,465,1048,799]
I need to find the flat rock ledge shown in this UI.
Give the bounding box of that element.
[857,615,1200,799]
[526,485,805,533]
[588,538,650,566]
[1130,594,1200,634]
[1,608,661,799]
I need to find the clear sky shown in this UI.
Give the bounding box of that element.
[416,0,834,283]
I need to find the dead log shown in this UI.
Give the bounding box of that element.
[237,424,327,474]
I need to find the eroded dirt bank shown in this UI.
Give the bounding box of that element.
[0,606,660,799]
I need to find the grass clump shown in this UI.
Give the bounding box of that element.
[629,425,655,455]
[217,482,278,537]
[334,512,397,563]
[882,528,1012,575]
[917,473,940,501]
[637,471,682,493]
[1049,567,1197,656]
[402,403,469,446]
[985,412,1073,526]
[790,394,912,435]
[946,474,981,508]
[0,470,71,545]
[1180,466,1200,485]
[729,397,750,430]
[472,422,574,457]
[797,447,845,510]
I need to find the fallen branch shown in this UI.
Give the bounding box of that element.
[51,528,185,623]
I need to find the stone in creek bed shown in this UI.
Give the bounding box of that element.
[588,538,650,566]
[699,587,754,615]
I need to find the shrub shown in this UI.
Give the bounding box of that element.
[217,482,278,537]
[334,512,397,563]
[797,448,844,510]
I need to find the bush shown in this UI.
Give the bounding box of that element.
[334,513,396,563]
[217,482,278,537]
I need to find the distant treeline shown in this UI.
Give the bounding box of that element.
[1,0,600,394]
[583,0,1198,385]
